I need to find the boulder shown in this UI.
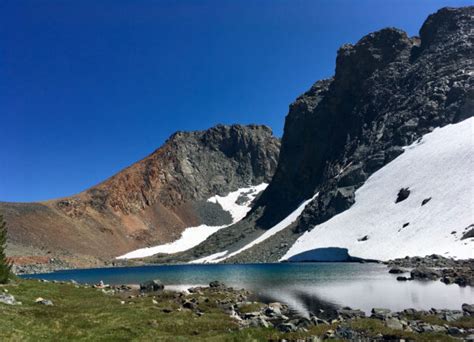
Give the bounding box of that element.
[35,297,53,306]
[443,310,463,322]
[337,308,366,319]
[277,322,298,333]
[0,293,17,305]
[410,267,441,280]
[371,308,392,320]
[389,266,407,274]
[385,318,403,330]
[209,280,226,289]
[447,327,465,336]
[140,279,164,293]
[462,303,474,316]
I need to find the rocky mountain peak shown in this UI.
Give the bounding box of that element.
[419,6,474,51]
[84,124,280,214]
[335,28,412,85]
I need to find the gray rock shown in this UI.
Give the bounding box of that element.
[447,327,465,336]
[35,298,53,306]
[140,279,164,293]
[310,316,330,325]
[371,308,392,320]
[337,308,366,319]
[182,300,197,310]
[277,322,298,333]
[410,267,442,280]
[209,280,225,289]
[385,318,403,330]
[431,325,447,333]
[0,293,17,305]
[463,303,474,316]
[335,326,359,339]
[389,267,407,274]
[465,334,474,342]
[443,310,464,322]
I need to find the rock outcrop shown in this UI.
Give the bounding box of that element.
[1,125,280,265]
[170,6,473,263]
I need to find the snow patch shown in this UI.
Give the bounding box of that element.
[282,118,474,261]
[117,184,267,259]
[189,251,229,264]
[208,183,268,222]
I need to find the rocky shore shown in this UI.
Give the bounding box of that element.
[386,255,474,287]
[8,278,470,341]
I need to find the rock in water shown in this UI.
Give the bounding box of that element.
[410,267,442,280]
[388,267,407,274]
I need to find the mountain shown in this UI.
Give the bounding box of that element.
[1,125,280,267]
[161,6,473,264]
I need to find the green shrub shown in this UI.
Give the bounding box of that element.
[0,214,11,284]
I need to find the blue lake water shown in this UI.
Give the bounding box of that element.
[22,263,473,316]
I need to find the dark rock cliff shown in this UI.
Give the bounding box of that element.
[256,6,473,233]
[171,6,473,263]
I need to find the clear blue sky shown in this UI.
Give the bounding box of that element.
[1,0,470,202]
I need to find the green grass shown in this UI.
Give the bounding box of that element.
[236,303,265,314]
[1,279,472,341]
[350,318,458,342]
[0,279,323,341]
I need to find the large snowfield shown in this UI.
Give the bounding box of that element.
[117,183,267,259]
[282,118,474,261]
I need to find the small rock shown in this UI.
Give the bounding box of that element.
[35,297,53,306]
[421,197,431,206]
[395,188,410,203]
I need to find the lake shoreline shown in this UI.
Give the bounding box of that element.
[2,278,473,341]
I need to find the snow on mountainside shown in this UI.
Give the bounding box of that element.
[190,193,318,263]
[117,184,267,259]
[282,118,474,262]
